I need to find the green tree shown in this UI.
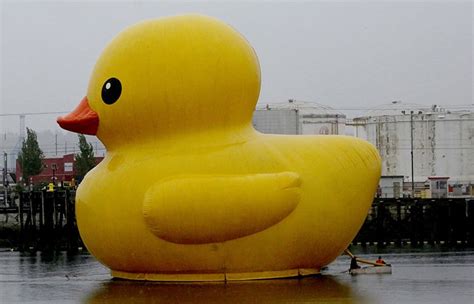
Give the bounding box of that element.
[75,134,96,179]
[17,128,44,183]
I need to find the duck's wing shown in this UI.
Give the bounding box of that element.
[143,172,300,244]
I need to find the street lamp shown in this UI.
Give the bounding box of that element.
[402,109,415,197]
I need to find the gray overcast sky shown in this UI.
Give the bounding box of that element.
[0,0,472,133]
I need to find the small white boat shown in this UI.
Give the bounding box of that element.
[350,265,392,275]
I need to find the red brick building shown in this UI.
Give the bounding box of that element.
[16,154,103,184]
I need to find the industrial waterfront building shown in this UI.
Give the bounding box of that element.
[253,99,346,135]
[253,100,473,198]
[353,101,473,197]
[14,154,103,185]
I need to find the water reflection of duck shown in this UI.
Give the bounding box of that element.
[58,14,381,280]
[87,277,356,304]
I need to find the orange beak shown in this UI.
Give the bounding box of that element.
[57,97,99,135]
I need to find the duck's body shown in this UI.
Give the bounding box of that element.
[58,15,381,281]
[78,129,379,280]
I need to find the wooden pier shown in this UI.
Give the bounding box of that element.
[1,193,474,251]
[0,190,81,252]
[353,197,474,247]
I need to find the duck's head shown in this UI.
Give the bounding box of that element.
[58,15,261,149]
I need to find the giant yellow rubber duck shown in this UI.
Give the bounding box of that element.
[58,14,381,281]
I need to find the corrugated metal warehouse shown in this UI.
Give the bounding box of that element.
[253,99,346,135]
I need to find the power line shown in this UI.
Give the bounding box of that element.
[0,111,68,117]
[0,104,472,116]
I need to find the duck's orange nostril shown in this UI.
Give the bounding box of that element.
[57,97,99,135]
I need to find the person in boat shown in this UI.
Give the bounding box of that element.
[350,257,361,270]
[375,256,386,265]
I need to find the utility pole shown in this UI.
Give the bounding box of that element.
[55,133,58,156]
[410,111,415,197]
[3,152,8,206]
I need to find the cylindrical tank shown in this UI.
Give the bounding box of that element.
[353,101,474,185]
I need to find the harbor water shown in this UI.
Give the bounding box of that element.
[0,249,473,303]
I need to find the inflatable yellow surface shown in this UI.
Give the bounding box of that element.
[58,14,381,281]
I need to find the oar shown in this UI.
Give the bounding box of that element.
[355,257,388,267]
[344,249,355,258]
[343,249,390,267]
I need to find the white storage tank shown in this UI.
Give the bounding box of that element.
[353,101,474,185]
[253,99,346,135]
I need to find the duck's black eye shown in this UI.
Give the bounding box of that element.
[101,77,122,105]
